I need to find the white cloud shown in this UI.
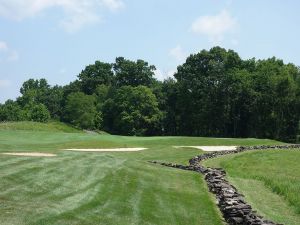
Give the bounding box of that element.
[190,10,237,43]
[0,79,11,88]
[59,7,100,33]
[0,41,19,62]
[101,0,125,12]
[0,41,8,51]
[154,68,177,81]
[0,0,125,32]
[154,68,165,81]
[167,69,177,77]
[0,0,55,20]
[169,45,187,62]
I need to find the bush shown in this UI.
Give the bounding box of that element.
[27,104,50,122]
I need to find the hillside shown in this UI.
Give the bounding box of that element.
[0,121,82,133]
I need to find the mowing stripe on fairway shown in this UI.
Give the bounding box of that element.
[2,152,57,157]
[63,148,148,152]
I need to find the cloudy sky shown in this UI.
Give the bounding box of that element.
[0,0,299,102]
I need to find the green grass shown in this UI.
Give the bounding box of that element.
[0,122,283,225]
[204,150,300,225]
[0,121,82,133]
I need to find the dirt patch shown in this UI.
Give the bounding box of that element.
[2,152,56,157]
[174,146,237,152]
[63,148,148,152]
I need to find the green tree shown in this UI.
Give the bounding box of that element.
[17,78,64,120]
[43,85,64,119]
[93,85,112,129]
[62,80,82,98]
[0,100,27,121]
[64,92,97,129]
[25,103,50,122]
[175,46,243,136]
[78,61,113,94]
[249,58,300,141]
[160,78,179,135]
[102,86,162,135]
[20,78,49,95]
[223,69,253,137]
[18,78,50,106]
[114,57,156,87]
[94,85,111,110]
[2,48,299,141]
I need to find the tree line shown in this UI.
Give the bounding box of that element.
[1,47,299,141]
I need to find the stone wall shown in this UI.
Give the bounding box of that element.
[150,144,300,225]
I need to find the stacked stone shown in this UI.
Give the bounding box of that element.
[238,144,300,151]
[204,168,282,225]
[189,144,300,166]
[149,144,300,225]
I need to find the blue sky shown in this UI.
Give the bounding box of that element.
[0,0,299,103]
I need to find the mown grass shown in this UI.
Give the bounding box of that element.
[204,150,300,225]
[0,122,284,225]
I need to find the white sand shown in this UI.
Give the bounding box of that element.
[174,146,237,152]
[2,152,57,157]
[63,148,148,152]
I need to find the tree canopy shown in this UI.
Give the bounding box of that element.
[114,57,156,87]
[102,85,162,135]
[64,92,97,129]
[1,50,299,141]
[78,61,113,95]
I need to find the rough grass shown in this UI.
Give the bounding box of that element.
[0,121,81,133]
[0,122,283,225]
[204,150,300,225]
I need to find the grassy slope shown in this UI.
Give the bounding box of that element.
[0,121,81,133]
[0,122,283,225]
[204,150,300,225]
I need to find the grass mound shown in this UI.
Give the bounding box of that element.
[0,121,82,133]
[204,150,300,225]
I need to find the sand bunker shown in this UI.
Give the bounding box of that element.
[174,146,237,152]
[63,148,148,152]
[2,152,56,157]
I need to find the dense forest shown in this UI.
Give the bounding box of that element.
[1,47,300,141]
